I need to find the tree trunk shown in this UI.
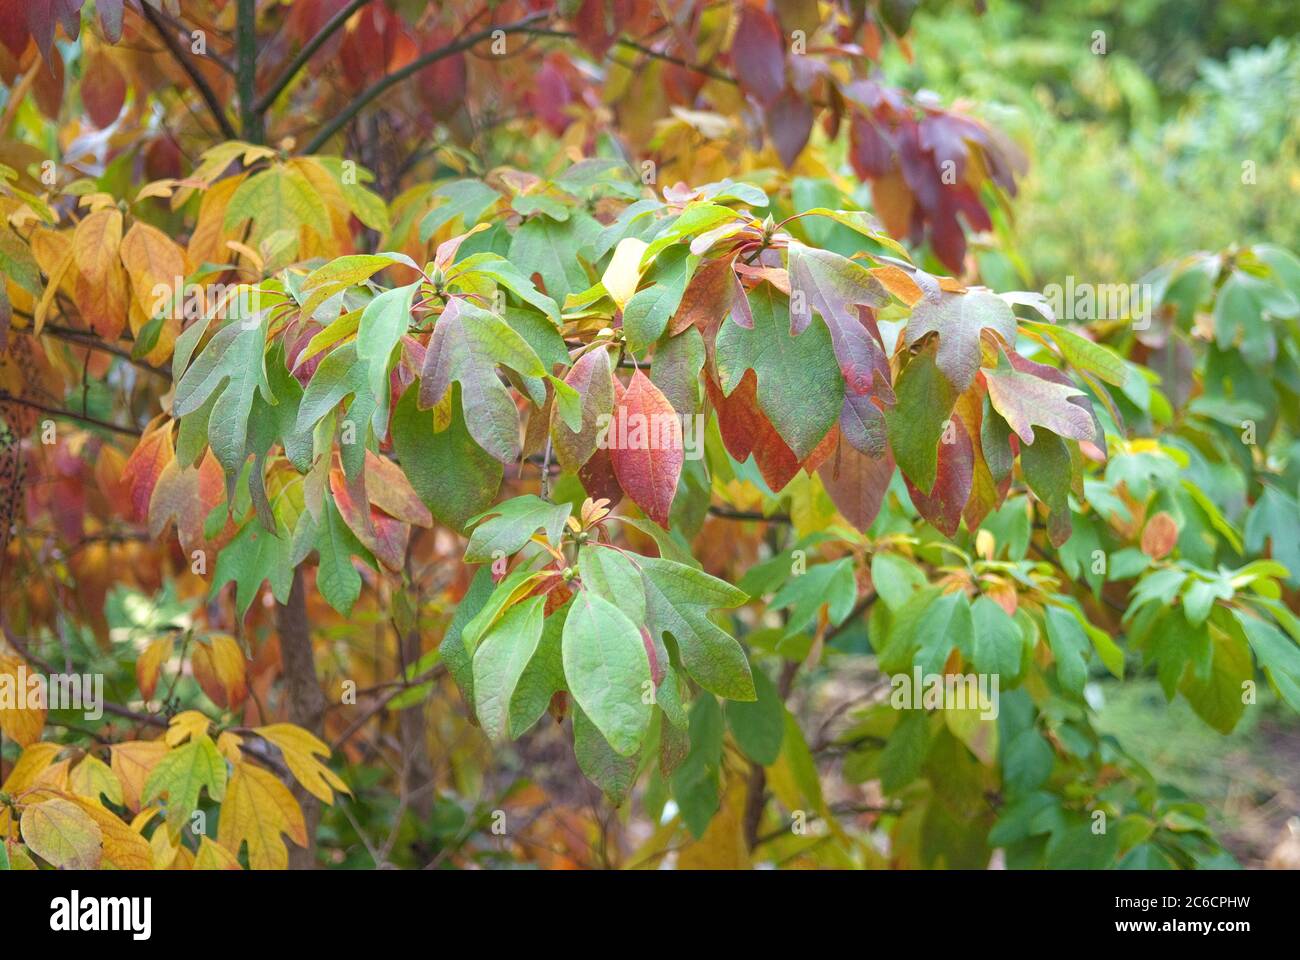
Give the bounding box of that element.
[276,568,326,869]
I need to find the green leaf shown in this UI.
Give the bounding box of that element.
[671,695,724,837]
[472,595,546,742]
[450,252,560,324]
[578,544,647,624]
[440,566,497,712]
[562,590,653,757]
[390,385,502,531]
[903,289,1017,392]
[507,211,600,308]
[1044,605,1089,695]
[573,705,640,806]
[356,282,418,402]
[884,341,956,494]
[640,557,754,701]
[769,558,857,637]
[418,179,499,242]
[224,165,331,246]
[622,246,692,351]
[1021,428,1074,547]
[726,666,784,765]
[510,599,569,738]
[316,494,366,615]
[1024,320,1127,386]
[1236,610,1300,712]
[173,315,272,481]
[142,733,228,833]
[971,596,1022,680]
[464,495,572,563]
[715,282,843,460]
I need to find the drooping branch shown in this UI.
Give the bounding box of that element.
[302,11,550,155]
[138,2,238,140]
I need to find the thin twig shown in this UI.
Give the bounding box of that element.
[256,0,373,112]
[138,2,238,140]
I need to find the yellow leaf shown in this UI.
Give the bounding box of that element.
[135,635,173,702]
[70,797,151,870]
[193,836,243,870]
[20,797,103,869]
[191,635,248,710]
[217,760,307,870]
[149,823,178,869]
[0,742,62,838]
[0,653,46,745]
[216,730,244,764]
[71,207,128,340]
[111,740,168,813]
[602,237,648,309]
[69,754,123,806]
[254,723,350,804]
[165,710,211,745]
[677,771,751,870]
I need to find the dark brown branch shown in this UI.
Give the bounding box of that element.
[524,27,737,84]
[0,393,142,438]
[303,11,550,154]
[256,0,373,112]
[41,323,172,380]
[138,2,238,140]
[708,505,792,523]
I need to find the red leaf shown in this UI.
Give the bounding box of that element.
[0,5,29,57]
[121,420,173,524]
[731,4,786,106]
[417,29,466,120]
[706,369,799,493]
[818,440,895,533]
[903,414,972,537]
[26,0,82,67]
[82,50,125,128]
[766,89,813,168]
[670,256,734,337]
[849,112,894,179]
[608,370,683,527]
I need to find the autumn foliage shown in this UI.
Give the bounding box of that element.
[0,1,1297,871]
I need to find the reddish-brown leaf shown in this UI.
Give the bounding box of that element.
[608,370,682,527]
[121,419,173,524]
[82,49,125,128]
[903,414,973,537]
[1141,511,1179,560]
[731,3,786,106]
[818,440,895,533]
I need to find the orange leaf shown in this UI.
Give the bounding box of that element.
[1140,511,1179,559]
[121,418,174,524]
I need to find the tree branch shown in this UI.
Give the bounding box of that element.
[256,0,372,113]
[525,27,737,84]
[302,11,550,155]
[41,323,172,380]
[0,393,142,438]
[138,2,238,140]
